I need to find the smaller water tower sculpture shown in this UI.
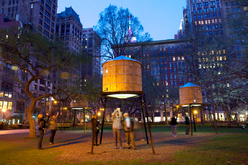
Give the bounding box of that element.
[179,82,203,105]
[179,82,203,135]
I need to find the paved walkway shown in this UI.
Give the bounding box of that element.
[0,129,29,135]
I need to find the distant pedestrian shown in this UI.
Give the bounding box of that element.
[49,112,59,144]
[91,115,99,146]
[185,113,190,135]
[37,113,50,150]
[170,115,178,137]
[123,113,135,150]
[112,108,122,149]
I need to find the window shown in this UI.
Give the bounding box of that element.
[210,7,216,11]
[40,6,44,12]
[210,1,215,5]
[196,3,202,7]
[31,4,33,8]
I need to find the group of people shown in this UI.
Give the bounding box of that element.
[170,113,191,137]
[37,112,59,150]
[112,108,135,150]
[92,108,135,150]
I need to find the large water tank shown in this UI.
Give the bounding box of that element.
[179,83,203,105]
[102,55,142,92]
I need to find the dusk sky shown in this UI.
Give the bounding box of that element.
[57,0,186,41]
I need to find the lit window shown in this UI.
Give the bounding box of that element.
[199,58,201,62]
[166,94,169,98]
[166,82,168,86]
[244,6,247,10]
[178,57,180,60]
[85,46,87,48]
[182,57,184,60]
[212,50,214,55]
[223,49,226,54]
[212,19,214,23]
[227,83,230,87]
[129,55,131,58]
[199,64,202,69]
[173,57,175,61]
[220,56,222,61]
[31,4,33,8]
[8,102,12,110]
[6,35,8,39]
[217,56,219,61]
[224,56,226,60]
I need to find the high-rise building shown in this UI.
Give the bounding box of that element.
[56,7,83,52]
[0,0,58,40]
[82,28,101,81]
[185,0,224,38]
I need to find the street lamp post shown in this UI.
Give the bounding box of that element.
[193,110,198,132]
[148,103,151,122]
[2,109,6,122]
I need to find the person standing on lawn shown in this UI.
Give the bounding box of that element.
[91,115,100,146]
[49,112,59,144]
[123,113,135,150]
[112,108,122,149]
[170,114,178,137]
[37,113,50,150]
[185,113,190,135]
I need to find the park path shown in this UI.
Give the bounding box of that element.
[0,129,226,163]
[0,129,29,135]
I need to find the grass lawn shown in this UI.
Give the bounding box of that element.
[0,125,247,165]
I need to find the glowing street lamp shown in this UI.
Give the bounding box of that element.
[97,112,101,116]
[2,109,6,122]
[193,110,198,132]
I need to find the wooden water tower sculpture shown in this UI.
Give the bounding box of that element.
[179,82,203,135]
[92,55,155,155]
[102,55,142,93]
[179,82,203,105]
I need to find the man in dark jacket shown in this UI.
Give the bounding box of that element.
[170,115,178,137]
[185,113,190,135]
[91,115,99,146]
[37,113,49,150]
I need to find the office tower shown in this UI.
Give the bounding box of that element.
[56,7,83,52]
[185,0,224,37]
[0,0,58,39]
[82,28,101,81]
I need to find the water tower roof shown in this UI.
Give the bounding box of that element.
[104,55,141,64]
[180,82,200,88]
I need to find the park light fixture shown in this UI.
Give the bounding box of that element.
[63,107,67,110]
[100,108,104,111]
[194,110,198,114]
[54,100,57,104]
[97,112,101,116]
[2,109,6,112]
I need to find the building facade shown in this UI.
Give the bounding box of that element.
[185,0,225,38]
[0,0,58,40]
[56,7,83,52]
[82,28,101,81]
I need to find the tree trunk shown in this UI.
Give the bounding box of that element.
[222,103,229,121]
[216,103,220,121]
[210,87,218,134]
[27,101,37,138]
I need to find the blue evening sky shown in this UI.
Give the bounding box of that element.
[57,0,186,41]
